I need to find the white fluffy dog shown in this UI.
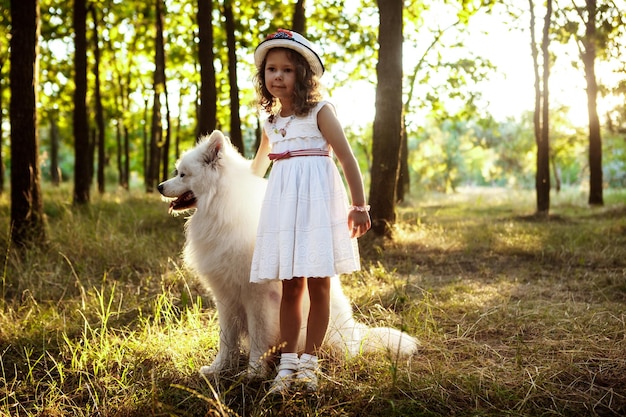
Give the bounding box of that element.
[158,130,417,378]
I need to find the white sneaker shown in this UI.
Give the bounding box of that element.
[296,353,319,393]
[268,353,298,395]
[268,371,296,395]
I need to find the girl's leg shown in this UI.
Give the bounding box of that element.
[304,276,331,354]
[297,276,331,392]
[280,277,306,352]
[269,277,306,395]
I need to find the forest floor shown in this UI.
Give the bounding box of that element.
[1,186,625,416]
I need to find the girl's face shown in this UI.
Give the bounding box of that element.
[264,49,296,102]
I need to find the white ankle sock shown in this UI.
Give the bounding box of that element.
[299,353,318,369]
[277,352,299,378]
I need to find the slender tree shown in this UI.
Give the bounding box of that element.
[147,0,169,191]
[369,0,403,237]
[197,0,217,138]
[0,58,5,195]
[73,0,90,204]
[529,0,552,215]
[293,0,306,33]
[223,0,243,152]
[581,0,603,205]
[536,0,552,215]
[10,0,46,245]
[91,6,106,194]
[49,109,61,185]
[1,4,12,195]
[529,0,541,171]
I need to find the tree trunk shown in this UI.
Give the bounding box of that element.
[160,91,172,183]
[73,0,90,204]
[551,153,561,192]
[528,0,541,163]
[369,0,403,237]
[536,0,552,215]
[584,0,603,206]
[196,0,217,138]
[123,123,130,189]
[147,0,167,192]
[396,126,409,202]
[175,91,183,158]
[115,118,122,186]
[10,0,46,246]
[0,59,4,195]
[121,51,134,190]
[88,127,96,184]
[91,6,106,194]
[49,110,61,186]
[223,0,244,153]
[143,96,149,180]
[293,0,306,33]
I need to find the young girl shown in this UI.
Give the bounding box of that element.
[249,29,371,395]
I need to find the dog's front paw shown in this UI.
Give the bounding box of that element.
[199,364,221,377]
[246,361,270,381]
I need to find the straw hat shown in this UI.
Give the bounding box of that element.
[254,29,325,77]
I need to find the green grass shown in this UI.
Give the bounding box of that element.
[1,185,625,416]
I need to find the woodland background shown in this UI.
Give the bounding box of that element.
[1,0,626,245]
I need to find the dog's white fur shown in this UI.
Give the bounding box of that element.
[158,130,418,377]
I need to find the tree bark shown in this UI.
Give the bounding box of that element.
[147,0,168,192]
[160,93,172,183]
[536,0,552,215]
[123,123,130,188]
[293,0,306,33]
[10,0,46,245]
[91,6,106,194]
[396,128,409,202]
[0,59,5,195]
[73,0,90,204]
[369,0,403,237]
[584,0,603,206]
[49,110,61,186]
[143,96,149,180]
[196,0,217,138]
[528,0,541,163]
[223,0,244,153]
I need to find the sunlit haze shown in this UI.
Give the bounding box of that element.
[332,5,611,130]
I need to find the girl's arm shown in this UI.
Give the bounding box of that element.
[318,104,371,238]
[250,129,272,177]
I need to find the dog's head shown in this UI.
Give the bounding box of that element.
[158,130,237,214]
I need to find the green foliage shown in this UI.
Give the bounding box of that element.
[406,102,603,193]
[603,130,626,186]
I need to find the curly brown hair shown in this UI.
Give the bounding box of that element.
[254,47,322,120]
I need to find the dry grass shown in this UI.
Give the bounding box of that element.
[1,185,625,416]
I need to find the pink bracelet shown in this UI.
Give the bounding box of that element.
[349,205,370,212]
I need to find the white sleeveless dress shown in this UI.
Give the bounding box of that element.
[250,101,360,282]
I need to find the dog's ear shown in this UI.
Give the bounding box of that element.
[203,130,225,166]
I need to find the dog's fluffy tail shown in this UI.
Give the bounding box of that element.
[327,277,419,358]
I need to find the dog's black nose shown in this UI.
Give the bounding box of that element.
[157,183,164,193]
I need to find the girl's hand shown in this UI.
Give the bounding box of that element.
[348,208,371,238]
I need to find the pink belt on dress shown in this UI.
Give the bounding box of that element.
[268,149,330,161]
